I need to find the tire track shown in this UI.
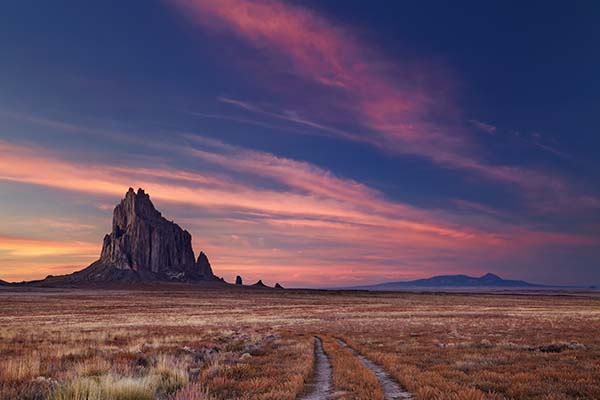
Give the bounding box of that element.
[336,338,412,400]
[299,336,333,400]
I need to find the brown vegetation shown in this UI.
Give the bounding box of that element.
[320,336,384,400]
[1,288,599,399]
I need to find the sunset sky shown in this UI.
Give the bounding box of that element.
[1,0,599,287]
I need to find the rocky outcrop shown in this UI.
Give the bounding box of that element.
[235,275,243,285]
[274,283,284,289]
[42,188,220,284]
[99,188,196,274]
[0,280,9,286]
[196,251,214,279]
[252,280,268,288]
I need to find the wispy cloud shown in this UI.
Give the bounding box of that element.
[170,0,590,208]
[471,118,573,160]
[469,119,497,135]
[217,97,368,143]
[171,0,468,159]
[529,132,573,160]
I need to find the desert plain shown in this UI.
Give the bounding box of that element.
[1,287,599,400]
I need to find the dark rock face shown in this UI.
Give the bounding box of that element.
[100,188,196,273]
[274,283,284,289]
[196,252,214,279]
[44,188,219,284]
[235,275,243,285]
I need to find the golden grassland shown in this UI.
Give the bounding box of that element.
[321,336,384,400]
[1,287,599,399]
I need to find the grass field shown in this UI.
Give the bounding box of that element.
[1,287,599,399]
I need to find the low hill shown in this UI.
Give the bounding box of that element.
[349,273,546,291]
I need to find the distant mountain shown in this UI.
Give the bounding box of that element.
[32,188,224,286]
[350,273,544,291]
[0,280,9,286]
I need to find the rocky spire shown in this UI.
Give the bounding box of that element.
[196,251,214,278]
[235,275,243,285]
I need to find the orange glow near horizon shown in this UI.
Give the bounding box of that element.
[0,235,98,258]
[0,138,595,286]
[0,235,100,282]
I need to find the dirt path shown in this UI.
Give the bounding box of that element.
[299,336,333,400]
[336,339,412,400]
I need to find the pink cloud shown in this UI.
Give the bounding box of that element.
[171,0,596,213]
[174,0,461,156]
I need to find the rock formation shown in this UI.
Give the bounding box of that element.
[43,188,220,284]
[235,275,243,285]
[99,188,195,273]
[196,251,214,279]
[274,283,284,289]
[252,280,268,288]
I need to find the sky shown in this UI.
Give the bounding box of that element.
[1,0,599,287]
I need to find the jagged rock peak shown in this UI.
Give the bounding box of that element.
[235,275,243,285]
[118,187,163,223]
[99,188,196,273]
[196,251,214,278]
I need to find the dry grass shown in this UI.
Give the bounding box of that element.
[1,288,599,399]
[200,334,312,399]
[331,294,600,399]
[170,383,213,400]
[320,336,384,400]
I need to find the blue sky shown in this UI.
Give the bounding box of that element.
[1,0,599,286]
